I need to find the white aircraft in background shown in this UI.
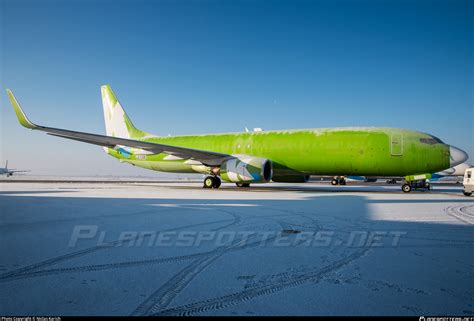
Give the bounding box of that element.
[375,162,472,184]
[434,162,472,177]
[0,161,30,177]
[431,162,472,182]
[336,163,472,185]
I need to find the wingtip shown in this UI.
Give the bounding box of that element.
[6,89,37,129]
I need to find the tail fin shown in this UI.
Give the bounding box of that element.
[5,160,8,169]
[101,85,148,139]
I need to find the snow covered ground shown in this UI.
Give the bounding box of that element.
[1,181,473,316]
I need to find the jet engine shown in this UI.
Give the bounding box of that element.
[220,156,273,183]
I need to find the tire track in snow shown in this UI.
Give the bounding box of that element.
[131,233,286,316]
[131,209,324,316]
[132,209,249,315]
[445,205,474,225]
[132,239,244,316]
[0,251,214,283]
[0,209,244,283]
[0,217,235,281]
[152,247,370,316]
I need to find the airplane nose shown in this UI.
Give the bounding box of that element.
[449,145,468,167]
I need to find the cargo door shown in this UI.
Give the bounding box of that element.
[391,133,403,156]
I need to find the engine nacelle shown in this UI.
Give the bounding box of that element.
[220,156,273,183]
[272,174,310,183]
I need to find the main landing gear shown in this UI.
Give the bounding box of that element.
[331,176,346,186]
[236,182,250,188]
[202,176,251,189]
[203,176,221,189]
[401,179,430,193]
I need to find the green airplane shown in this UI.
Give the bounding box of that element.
[6,86,468,192]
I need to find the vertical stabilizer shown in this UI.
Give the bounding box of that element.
[101,85,148,139]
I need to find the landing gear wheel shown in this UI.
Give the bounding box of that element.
[203,176,215,189]
[236,182,250,188]
[331,179,338,186]
[402,183,412,193]
[212,177,221,189]
[464,192,472,196]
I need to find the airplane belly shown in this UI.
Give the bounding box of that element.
[150,161,196,173]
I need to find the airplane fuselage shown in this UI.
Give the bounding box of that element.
[106,127,450,178]
[0,169,13,176]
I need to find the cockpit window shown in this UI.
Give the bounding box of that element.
[420,135,444,145]
[420,138,438,145]
[430,135,444,144]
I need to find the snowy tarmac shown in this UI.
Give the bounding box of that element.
[1,181,473,316]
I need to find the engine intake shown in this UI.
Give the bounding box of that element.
[220,156,272,183]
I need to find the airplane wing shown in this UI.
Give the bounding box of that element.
[7,89,232,167]
[8,170,30,173]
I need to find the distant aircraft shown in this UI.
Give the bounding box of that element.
[0,161,29,177]
[7,85,469,192]
[431,162,472,182]
[333,163,472,185]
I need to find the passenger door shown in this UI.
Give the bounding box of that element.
[391,133,403,156]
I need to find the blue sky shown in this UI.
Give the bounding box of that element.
[1,0,472,176]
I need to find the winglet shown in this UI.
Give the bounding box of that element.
[6,89,37,129]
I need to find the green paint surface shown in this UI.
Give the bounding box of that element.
[108,127,450,178]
